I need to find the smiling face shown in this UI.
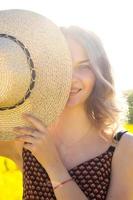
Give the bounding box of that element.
[66,36,96,107]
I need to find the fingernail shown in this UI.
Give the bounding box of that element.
[13,127,20,130]
[23,113,32,118]
[22,113,28,117]
[15,135,20,138]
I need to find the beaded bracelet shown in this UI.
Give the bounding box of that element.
[53,178,73,190]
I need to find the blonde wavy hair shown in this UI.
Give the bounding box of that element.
[60,26,123,143]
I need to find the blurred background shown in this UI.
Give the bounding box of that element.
[0,0,133,199]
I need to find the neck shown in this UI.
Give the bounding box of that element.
[48,104,100,150]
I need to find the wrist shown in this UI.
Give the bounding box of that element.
[47,161,71,188]
[53,177,73,190]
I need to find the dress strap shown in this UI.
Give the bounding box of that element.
[113,130,128,142]
[107,130,128,152]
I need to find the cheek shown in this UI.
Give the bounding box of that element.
[82,71,96,93]
[66,69,96,107]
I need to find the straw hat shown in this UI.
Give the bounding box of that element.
[0,9,73,140]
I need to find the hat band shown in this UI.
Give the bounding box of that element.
[0,34,36,111]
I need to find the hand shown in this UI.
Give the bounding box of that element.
[13,113,62,171]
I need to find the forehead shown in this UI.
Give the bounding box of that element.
[66,37,89,67]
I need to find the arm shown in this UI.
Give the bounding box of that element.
[47,160,88,200]
[106,132,133,200]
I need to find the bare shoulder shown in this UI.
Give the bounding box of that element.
[106,132,133,199]
[112,132,133,161]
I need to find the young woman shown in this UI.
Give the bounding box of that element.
[1,26,133,200]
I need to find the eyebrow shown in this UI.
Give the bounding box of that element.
[73,59,89,67]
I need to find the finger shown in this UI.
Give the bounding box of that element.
[13,127,41,138]
[22,113,47,133]
[15,134,37,143]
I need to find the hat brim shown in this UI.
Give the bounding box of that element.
[0,9,73,140]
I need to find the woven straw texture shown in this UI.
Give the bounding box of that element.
[0,9,73,140]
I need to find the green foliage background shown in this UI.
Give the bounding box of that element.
[127,92,133,123]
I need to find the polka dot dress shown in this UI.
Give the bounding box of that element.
[22,131,126,200]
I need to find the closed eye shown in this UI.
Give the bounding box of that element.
[78,64,91,70]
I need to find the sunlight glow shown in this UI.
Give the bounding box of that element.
[1,0,133,91]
